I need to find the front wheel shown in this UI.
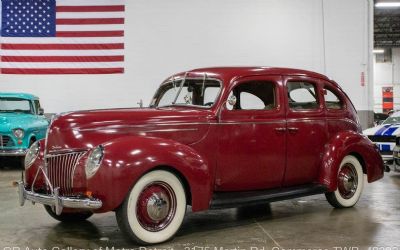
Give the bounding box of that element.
[44,205,93,222]
[116,170,187,245]
[325,155,364,208]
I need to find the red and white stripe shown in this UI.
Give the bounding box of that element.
[1,0,125,74]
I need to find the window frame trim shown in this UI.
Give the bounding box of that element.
[285,78,323,113]
[322,85,346,112]
[225,77,281,113]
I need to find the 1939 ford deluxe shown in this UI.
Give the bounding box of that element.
[18,67,384,244]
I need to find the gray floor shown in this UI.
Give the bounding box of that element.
[1,158,399,250]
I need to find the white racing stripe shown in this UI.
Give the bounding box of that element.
[0,37,124,44]
[56,24,124,31]
[1,49,124,56]
[56,12,124,19]
[1,61,124,69]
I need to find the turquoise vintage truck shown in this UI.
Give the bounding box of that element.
[0,93,48,160]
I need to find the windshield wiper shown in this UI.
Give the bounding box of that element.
[172,72,189,105]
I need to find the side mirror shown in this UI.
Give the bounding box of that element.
[226,95,237,110]
[38,108,44,115]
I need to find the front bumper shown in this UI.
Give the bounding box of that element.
[381,153,394,162]
[0,149,27,156]
[18,166,102,215]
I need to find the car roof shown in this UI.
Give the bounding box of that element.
[168,67,334,86]
[0,92,39,100]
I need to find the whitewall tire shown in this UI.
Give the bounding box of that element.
[116,170,187,244]
[325,155,364,208]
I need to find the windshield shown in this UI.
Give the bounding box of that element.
[151,78,221,108]
[382,116,400,125]
[0,98,33,114]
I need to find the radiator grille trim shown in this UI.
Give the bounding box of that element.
[46,151,87,195]
[0,135,14,148]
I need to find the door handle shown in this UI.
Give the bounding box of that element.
[274,127,287,133]
[288,127,299,133]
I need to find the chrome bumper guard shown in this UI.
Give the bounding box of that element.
[18,166,102,215]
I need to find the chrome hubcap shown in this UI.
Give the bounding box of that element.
[146,193,170,221]
[136,182,176,232]
[338,163,358,199]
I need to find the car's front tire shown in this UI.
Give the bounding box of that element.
[44,205,93,222]
[325,155,364,208]
[116,170,187,245]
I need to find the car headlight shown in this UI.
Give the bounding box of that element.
[13,128,25,139]
[25,141,40,169]
[85,146,104,179]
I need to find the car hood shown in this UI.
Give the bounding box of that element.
[363,123,400,137]
[0,113,37,131]
[46,107,216,153]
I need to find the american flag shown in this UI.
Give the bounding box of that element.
[0,0,125,74]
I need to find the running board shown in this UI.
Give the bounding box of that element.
[210,184,328,209]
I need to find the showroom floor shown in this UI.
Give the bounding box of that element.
[1,159,399,250]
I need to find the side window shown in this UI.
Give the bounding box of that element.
[34,100,41,114]
[231,81,276,110]
[324,88,343,110]
[287,81,319,110]
[203,87,220,106]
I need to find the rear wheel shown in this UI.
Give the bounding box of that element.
[325,155,364,208]
[44,205,93,222]
[116,170,187,245]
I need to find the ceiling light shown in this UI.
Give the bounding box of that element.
[375,2,400,7]
[373,49,385,54]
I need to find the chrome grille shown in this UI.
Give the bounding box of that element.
[0,135,14,148]
[46,151,86,195]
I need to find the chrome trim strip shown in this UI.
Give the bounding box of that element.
[45,149,87,158]
[75,117,358,133]
[0,149,27,156]
[139,128,199,133]
[76,121,287,132]
[218,121,285,125]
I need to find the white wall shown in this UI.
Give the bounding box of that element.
[0,0,373,114]
[373,48,400,113]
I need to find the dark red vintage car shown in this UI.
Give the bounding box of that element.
[19,67,384,244]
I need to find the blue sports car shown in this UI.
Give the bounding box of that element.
[363,111,400,162]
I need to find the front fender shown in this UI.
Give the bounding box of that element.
[87,136,212,213]
[319,131,384,191]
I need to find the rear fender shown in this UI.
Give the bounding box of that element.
[319,131,384,191]
[87,136,212,212]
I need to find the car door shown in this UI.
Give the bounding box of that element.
[215,75,286,191]
[283,76,327,186]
